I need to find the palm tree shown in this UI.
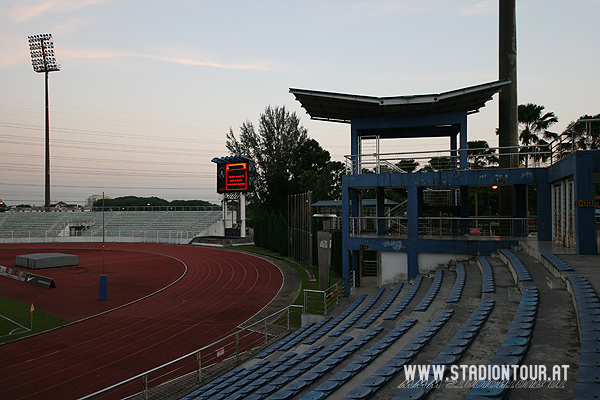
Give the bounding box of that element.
[467,140,498,169]
[565,114,600,151]
[518,103,558,166]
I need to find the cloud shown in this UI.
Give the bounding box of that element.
[11,0,112,22]
[150,55,272,70]
[60,47,272,70]
[458,0,497,16]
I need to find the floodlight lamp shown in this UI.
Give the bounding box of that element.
[28,33,60,73]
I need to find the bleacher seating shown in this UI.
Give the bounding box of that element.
[256,323,315,359]
[268,327,384,400]
[329,288,385,337]
[413,269,443,312]
[0,210,222,240]
[498,249,534,283]
[384,275,424,320]
[356,282,403,329]
[477,256,495,294]
[303,294,367,345]
[302,317,418,400]
[392,299,495,399]
[542,253,575,272]
[464,286,538,399]
[339,309,454,400]
[566,275,600,399]
[446,263,465,303]
[280,317,333,351]
[244,336,355,399]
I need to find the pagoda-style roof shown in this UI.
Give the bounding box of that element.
[290,79,510,123]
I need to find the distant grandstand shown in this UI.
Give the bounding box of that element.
[0,209,222,244]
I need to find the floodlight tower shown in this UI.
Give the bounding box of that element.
[28,33,60,211]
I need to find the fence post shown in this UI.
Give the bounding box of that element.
[197,351,202,382]
[235,334,240,360]
[287,307,290,330]
[143,374,148,400]
[323,291,327,316]
[303,290,307,312]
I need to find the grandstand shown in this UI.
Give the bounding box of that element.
[0,210,222,243]
[159,243,591,400]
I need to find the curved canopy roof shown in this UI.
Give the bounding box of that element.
[211,155,254,164]
[290,79,510,123]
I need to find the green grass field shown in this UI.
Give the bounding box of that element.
[0,295,70,345]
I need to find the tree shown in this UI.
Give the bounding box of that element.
[564,114,600,151]
[422,157,452,172]
[467,140,498,168]
[396,159,419,173]
[518,103,558,165]
[297,161,345,202]
[227,106,341,213]
[226,105,309,213]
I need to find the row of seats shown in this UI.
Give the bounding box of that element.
[302,317,418,400]
[566,274,600,399]
[339,309,455,400]
[446,263,465,303]
[498,249,533,283]
[465,286,539,399]
[244,336,355,399]
[413,269,443,312]
[267,327,385,400]
[279,317,333,351]
[256,322,315,359]
[384,276,424,320]
[218,347,323,400]
[542,253,575,272]
[184,357,278,400]
[330,288,386,337]
[356,282,404,329]
[477,256,496,293]
[303,295,367,345]
[392,299,495,399]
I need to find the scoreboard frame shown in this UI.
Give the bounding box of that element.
[212,156,256,194]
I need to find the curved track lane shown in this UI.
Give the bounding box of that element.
[0,243,283,399]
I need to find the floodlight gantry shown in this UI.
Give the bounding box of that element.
[28,33,60,211]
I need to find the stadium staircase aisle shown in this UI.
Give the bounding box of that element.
[501,249,579,400]
[427,257,518,400]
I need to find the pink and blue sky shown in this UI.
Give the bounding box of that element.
[1,0,599,205]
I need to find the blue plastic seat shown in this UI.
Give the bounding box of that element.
[440,346,464,356]
[392,387,428,400]
[344,386,376,399]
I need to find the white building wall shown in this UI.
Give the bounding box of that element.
[380,251,470,285]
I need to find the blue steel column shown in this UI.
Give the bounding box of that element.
[342,177,351,296]
[460,185,469,235]
[574,153,597,254]
[450,132,458,170]
[536,169,552,241]
[514,184,527,237]
[417,187,424,235]
[377,187,385,235]
[407,183,419,279]
[460,113,468,169]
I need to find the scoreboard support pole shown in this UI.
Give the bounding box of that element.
[241,193,246,238]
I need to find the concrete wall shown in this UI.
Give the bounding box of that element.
[380,251,470,285]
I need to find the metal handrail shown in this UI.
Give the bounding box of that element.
[78,304,303,400]
[344,145,554,175]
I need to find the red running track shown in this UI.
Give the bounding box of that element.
[0,243,283,400]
